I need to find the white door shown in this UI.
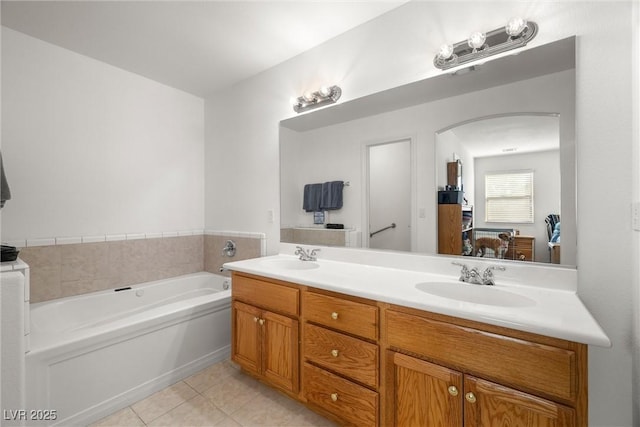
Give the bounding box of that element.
[367,139,411,251]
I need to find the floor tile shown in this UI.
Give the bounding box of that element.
[184,360,242,393]
[96,359,336,427]
[201,371,261,415]
[90,407,145,427]
[229,385,302,427]
[131,381,198,424]
[147,395,227,427]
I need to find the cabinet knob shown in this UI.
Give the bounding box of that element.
[253,317,259,322]
[331,349,339,357]
[465,392,476,403]
[330,393,338,402]
[447,386,459,396]
[258,319,265,325]
[331,312,339,320]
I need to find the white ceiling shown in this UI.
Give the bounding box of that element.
[1,0,408,97]
[447,114,560,159]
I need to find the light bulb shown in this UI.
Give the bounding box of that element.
[467,32,486,50]
[505,17,527,37]
[438,44,454,60]
[318,86,332,97]
[290,96,301,106]
[302,92,316,102]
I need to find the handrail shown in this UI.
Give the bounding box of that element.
[370,223,396,238]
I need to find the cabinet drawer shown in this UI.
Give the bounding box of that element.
[303,363,378,426]
[304,323,378,388]
[386,310,576,402]
[232,274,299,316]
[303,292,378,340]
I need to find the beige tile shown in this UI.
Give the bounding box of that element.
[204,235,261,274]
[60,278,112,298]
[131,381,197,424]
[20,245,62,302]
[60,242,110,281]
[121,239,150,273]
[90,407,145,427]
[213,415,243,427]
[284,407,338,427]
[148,395,227,427]
[201,371,261,415]
[184,360,242,393]
[228,383,300,427]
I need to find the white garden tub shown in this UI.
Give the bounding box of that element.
[25,272,231,426]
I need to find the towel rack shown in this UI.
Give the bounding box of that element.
[370,223,396,238]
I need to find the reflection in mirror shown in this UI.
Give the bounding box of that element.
[435,114,571,264]
[280,37,576,267]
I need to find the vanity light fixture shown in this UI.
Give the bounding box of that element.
[434,18,538,70]
[291,85,342,113]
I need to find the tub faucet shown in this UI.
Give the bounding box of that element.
[295,246,320,261]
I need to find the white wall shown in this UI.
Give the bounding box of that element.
[205,2,636,425]
[1,28,205,242]
[632,1,640,423]
[474,150,561,263]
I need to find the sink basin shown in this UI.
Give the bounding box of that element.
[415,281,536,307]
[261,259,320,270]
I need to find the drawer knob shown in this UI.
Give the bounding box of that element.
[448,386,459,396]
[331,349,339,357]
[258,319,265,325]
[331,312,339,320]
[330,393,338,402]
[465,392,476,403]
[253,317,259,322]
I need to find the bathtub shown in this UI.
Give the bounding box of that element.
[24,272,231,426]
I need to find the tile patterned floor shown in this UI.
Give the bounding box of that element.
[90,360,336,427]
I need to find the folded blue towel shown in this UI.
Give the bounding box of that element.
[303,183,322,212]
[320,181,344,210]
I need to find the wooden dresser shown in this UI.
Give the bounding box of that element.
[510,235,535,261]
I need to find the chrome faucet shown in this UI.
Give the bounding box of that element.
[452,262,505,286]
[295,246,320,261]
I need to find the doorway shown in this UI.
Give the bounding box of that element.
[366,139,411,251]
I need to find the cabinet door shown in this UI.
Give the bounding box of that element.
[232,301,262,376]
[391,352,463,427]
[262,310,299,393]
[464,376,575,427]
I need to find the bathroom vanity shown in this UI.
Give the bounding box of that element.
[226,246,609,426]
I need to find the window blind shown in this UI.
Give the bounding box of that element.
[485,170,534,223]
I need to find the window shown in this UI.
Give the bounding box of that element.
[485,170,534,223]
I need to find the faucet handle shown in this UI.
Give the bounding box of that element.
[310,248,321,256]
[481,265,505,286]
[452,261,470,282]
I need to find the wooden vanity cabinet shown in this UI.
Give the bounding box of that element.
[302,291,380,426]
[384,307,587,427]
[231,271,589,427]
[231,273,300,394]
[389,351,575,426]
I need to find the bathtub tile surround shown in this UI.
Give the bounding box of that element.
[92,360,335,427]
[20,235,204,302]
[204,231,264,276]
[17,230,265,302]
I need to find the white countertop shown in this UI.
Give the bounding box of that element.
[224,248,610,348]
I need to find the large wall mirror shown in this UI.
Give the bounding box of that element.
[280,37,576,267]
